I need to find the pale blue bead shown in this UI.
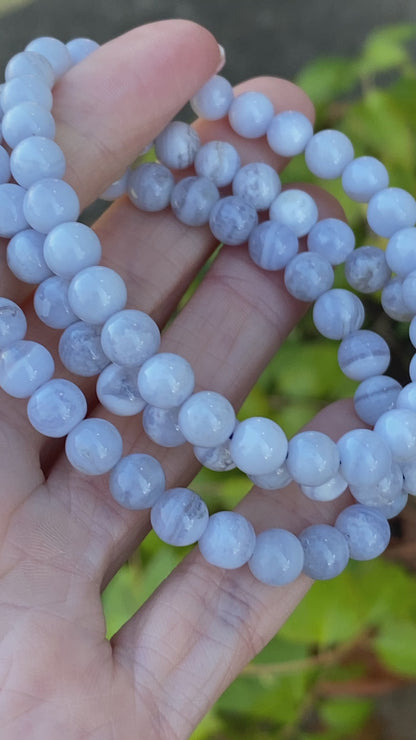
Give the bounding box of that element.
[65,418,123,476]
[367,187,416,238]
[286,431,340,486]
[385,228,416,277]
[68,266,127,324]
[27,378,87,437]
[248,220,298,271]
[402,269,416,313]
[23,178,80,234]
[194,440,236,471]
[397,382,416,413]
[0,146,10,183]
[301,473,348,502]
[313,289,365,340]
[338,330,390,381]
[305,129,354,179]
[170,176,219,226]
[142,405,186,447]
[10,136,66,189]
[381,278,414,321]
[0,75,53,112]
[96,364,146,416]
[1,101,55,148]
[198,511,256,569]
[34,276,77,328]
[411,317,416,348]
[7,229,52,284]
[349,462,403,507]
[411,355,416,383]
[299,524,349,580]
[0,183,28,237]
[178,390,236,447]
[307,218,355,265]
[337,428,392,487]
[5,51,55,87]
[284,252,334,301]
[335,505,390,561]
[190,75,234,120]
[0,298,27,349]
[25,37,72,77]
[248,528,304,586]
[151,487,209,546]
[154,121,200,169]
[401,460,416,495]
[100,309,160,367]
[100,169,130,201]
[127,163,174,212]
[194,141,241,187]
[137,352,194,409]
[374,408,416,463]
[342,156,389,202]
[354,375,402,426]
[266,111,313,156]
[209,195,258,245]
[43,222,102,279]
[0,339,54,398]
[249,463,292,490]
[229,416,288,475]
[375,492,408,519]
[59,321,109,377]
[269,189,318,237]
[109,453,165,510]
[344,245,391,294]
[232,162,281,211]
[228,91,274,138]
[66,38,100,64]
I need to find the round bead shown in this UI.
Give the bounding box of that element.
[301,473,348,502]
[374,408,416,463]
[354,375,402,426]
[375,492,408,520]
[305,129,354,179]
[344,245,391,294]
[7,229,51,284]
[341,156,389,202]
[248,529,304,586]
[313,289,365,339]
[0,183,28,238]
[127,163,174,212]
[151,487,209,546]
[228,91,274,138]
[397,382,416,413]
[402,270,416,313]
[286,431,340,486]
[411,317,416,348]
[65,418,123,476]
[410,355,416,383]
[194,140,241,187]
[109,453,165,510]
[232,162,281,211]
[68,266,127,324]
[0,146,10,184]
[401,460,416,495]
[229,416,288,475]
[170,176,220,226]
[27,378,87,437]
[23,178,80,234]
[249,463,293,490]
[269,189,318,237]
[59,321,109,377]
[178,391,236,447]
[385,227,416,278]
[34,276,77,329]
[266,110,313,156]
[299,524,350,580]
[154,121,200,170]
[0,340,54,398]
[349,463,403,507]
[96,364,146,416]
[137,352,194,409]
[0,298,27,349]
[100,169,130,201]
[5,50,55,87]
[142,405,186,447]
[337,428,392,487]
[338,330,390,381]
[0,74,53,112]
[381,278,414,321]
[190,75,234,120]
[1,101,55,149]
[209,195,258,245]
[248,221,298,271]
[43,222,102,279]
[198,511,256,569]
[284,252,334,301]
[100,309,160,367]
[335,505,390,561]
[66,38,100,64]
[25,36,72,77]
[367,187,416,238]
[10,136,66,189]
[193,440,236,472]
[307,218,355,265]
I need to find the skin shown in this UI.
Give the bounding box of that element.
[0,20,362,740]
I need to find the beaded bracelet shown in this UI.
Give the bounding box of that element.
[0,36,415,589]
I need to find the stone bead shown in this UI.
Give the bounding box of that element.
[0,183,28,238]
[313,288,365,340]
[249,463,293,490]
[5,50,55,87]
[248,221,298,271]
[375,492,408,519]
[190,75,234,120]
[27,378,87,437]
[23,178,80,234]
[194,140,241,187]
[1,101,55,149]
[338,330,390,381]
[109,453,166,510]
[96,364,146,416]
[286,431,340,487]
[100,169,130,201]
[0,298,27,349]
[0,340,54,398]
[341,156,389,202]
[335,504,390,560]
[266,110,313,156]
[402,269,416,313]
[410,355,416,383]
[34,276,77,329]
[385,227,416,278]
[128,163,174,212]
[305,129,354,179]
[7,229,51,284]
[170,176,219,226]
[284,252,334,301]
[397,382,416,413]
[349,462,403,507]
[307,218,355,265]
[381,278,414,321]
[0,74,53,112]
[344,245,391,294]
[411,317,416,348]
[137,352,194,409]
[299,524,350,580]
[269,189,318,237]
[142,405,186,447]
[0,146,10,183]
[401,460,416,495]
[367,187,416,238]
[66,37,100,64]
[68,266,127,325]
[337,428,392,487]
[248,528,304,586]
[151,487,209,546]
[193,440,236,472]
[228,91,274,138]
[154,121,200,170]
[10,136,66,189]
[374,408,416,463]
[65,418,123,476]
[209,195,258,245]
[25,36,72,77]
[43,222,102,279]
[229,416,288,475]
[59,321,109,377]
[100,309,160,367]
[354,375,402,426]
[301,473,348,502]
[232,162,281,211]
[198,511,256,569]
[178,391,236,447]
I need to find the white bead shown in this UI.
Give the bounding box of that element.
[335,505,390,561]
[34,276,77,329]
[151,487,209,546]
[65,418,123,476]
[142,405,186,448]
[349,463,403,507]
[0,340,54,398]
[299,524,349,580]
[381,278,414,322]
[68,266,127,324]
[100,309,160,367]
[270,189,318,237]
[337,429,392,487]
[284,252,334,301]
[301,473,348,502]
[305,129,354,179]
[198,511,256,569]
[0,298,27,349]
[286,431,340,486]
[194,440,236,471]
[178,391,236,447]
[386,227,416,278]
[43,222,102,279]
[27,378,87,437]
[109,453,165,510]
[96,364,146,416]
[249,462,292,490]
[374,409,416,463]
[138,353,194,409]
[248,529,304,586]
[397,382,416,413]
[229,416,288,475]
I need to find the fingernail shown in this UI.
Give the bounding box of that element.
[216,44,226,72]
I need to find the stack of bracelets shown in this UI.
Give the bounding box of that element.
[1,35,416,587]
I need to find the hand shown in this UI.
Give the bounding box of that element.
[0,20,359,739]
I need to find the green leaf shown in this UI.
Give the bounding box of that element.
[319,696,373,732]
[0,0,35,15]
[295,57,359,107]
[375,620,416,676]
[359,23,416,77]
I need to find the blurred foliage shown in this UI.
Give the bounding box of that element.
[0,0,35,16]
[102,23,416,739]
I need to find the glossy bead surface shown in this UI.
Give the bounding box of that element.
[307,218,355,265]
[335,505,390,561]
[0,298,27,349]
[96,364,146,416]
[178,391,236,447]
[300,524,349,580]
[142,405,186,447]
[266,110,313,156]
[43,222,102,279]
[349,463,403,507]
[397,382,416,413]
[301,473,348,502]
[228,91,274,138]
[344,245,391,294]
[59,321,109,377]
[374,408,416,463]
[27,378,87,437]
[375,492,408,519]
[100,169,130,201]
[337,428,392,486]
[229,416,288,475]
[100,309,160,367]
[34,276,77,328]
[190,75,234,120]
[248,529,304,586]
[286,431,340,486]
[354,375,402,426]
[232,162,281,210]
[338,330,390,381]
[198,511,256,569]
[269,189,318,237]
[342,156,389,202]
[402,269,416,313]
[305,129,354,179]
[128,162,174,211]
[0,340,54,398]
[5,50,55,87]
[0,146,10,183]
[137,352,194,409]
[381,278,413,321]
[170,176,219,226]
[151,487,209,546]
[1,101,55,148]
[385,227,416,278]
[248,220,298,271]
[109,453,165,510]
[7,229,51,284]
[68,266,127,324]
[194,140,240,187]
[249,463,293,490]
[193,440,236,471]
[284,252,334,301]
[10,136,66,189]
[154,121,200,169]
[66,37,99,64]
[65,418,123,476]
[367,187,416,238]
[23,178,80,233]
[0,183,28,237]
[401,460,416,495]
[313,288,365,339]
[25,36,72,77]
[209,195,258,245]
[0,74,53,112]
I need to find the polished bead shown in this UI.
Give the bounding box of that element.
[410,355,416,383]
[209,195,258,245]
[344,245,391,294]
[43,222,102,279]
[66,37,100,64]
[178,390,236,447]
[338,330,390,381]
[367,187,416,238]
[401,459,416,495]
[0,74,53,112]
[96,364,146,416]
[299,524,349,580]
[24,178,80,233]
[287,431,340,486]
[193,439,236,471]
[0,183,28,238]
[151,487,209,546]
[385,227,416,278]
[154,121,200,169]
[301,473,348,502]
[229,416,288,475]
[375,492,408,519]
[313,288,365,339]
[27,378,87,437]
[137,352,194,408]
[402,269,416,313]
[109,453,165,510]
[127,162,174,211]
[7,229,51,284]
[34,276,77,328]
[0,298,27,349]
[5,50,55,87]
[1,101,55,148]
[411,317,416,348]
[249,462,292,490]
[232,162,281,210]
[65,418,123,476]
[194,140,240,187]
[228,91,274,138]
[10,136,66,189]
[374,408,416,463]
[349,462,403,507]
[100,309,160,367]
[0,146,10,184]
[68,266,127,324]
[337,428,392,486]
[397,382,416,413]
[198,511,256,569]
[59,321,109,377]
[305,129,354,179]
[266,110,313,156]
[269,189,318,237]
[190,75,234,120]
[381,277,414,321]
[354,375,402,425]
[0,340,54,398]
[170,175,219,226]
[25,36,72,77]
[248,529,304,586]
[100,169,130,201]
[307,218,355,265]
[142,405,186,447]
[335,505,390,560]
[342,156,389,202]
[284,252,334,301]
